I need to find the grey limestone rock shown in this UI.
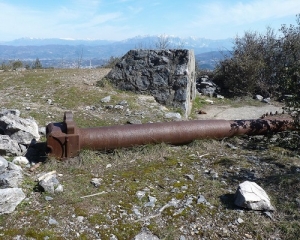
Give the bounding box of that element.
[234,181,275,211]
[0,113,40,144]
[0,157,23,188]
[91,178,102,188]
[165,112,181,119]
[144,195,157,207]
[0,135,22,156]
[0,188,26,214]
[12,156,29,166]
[197,194,207,204]
[0,109,20,117]
[107,49,196,118]
[101,95,111,103]
[48,217,59,225]
[133,228,160,240]
[255,95,264,101]
[37,171,63,194]
[10,130,37,145]
[0,156,8,174]
[196,75,219,97]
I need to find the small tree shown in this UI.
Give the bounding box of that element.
[76,48,83,69]
[155,34,171,49]
[278,14,300,125]
[175,39,185,49]
[12,60,23,70]
[1,61,11,71]
[213,29,279,97]
[103,56,121,68]
[33,58,42,69]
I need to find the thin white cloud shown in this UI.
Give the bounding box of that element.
[0,3,54,38]
[192,0,300,27]
[127,6,143,14]
[0,1,124,40]
[151,1,162,7]
[0,0,299,41]
[68,12,123,30]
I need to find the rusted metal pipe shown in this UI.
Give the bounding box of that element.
[46,111,295,159]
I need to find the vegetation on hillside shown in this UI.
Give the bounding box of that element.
[210,14,300,125]
[213,14,300,101]
[1,58,43,71]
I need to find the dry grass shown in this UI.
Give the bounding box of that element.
[0,69,300,239]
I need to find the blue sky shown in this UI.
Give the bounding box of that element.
[0,0,299,41]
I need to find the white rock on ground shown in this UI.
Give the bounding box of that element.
[37,171,63,194]
[234,181,275,211]
[133,228,160,240]
[165,112,181,119]
[12,156,29,166]
[0,188,26,214]
[101,95,111,103]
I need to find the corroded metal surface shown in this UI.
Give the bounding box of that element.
[46,111,295,159]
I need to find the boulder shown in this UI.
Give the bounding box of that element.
[0,109,42,156]
[0,156,8,174]
[107,49,196,118]
[0,135,22,156]
[0,188,26,214]
[0,109,20,117]
[0,157,23,188]
[196,75,219,97]
[234,181,275,211]
[10,130,38,145]
[0,113,40,144]
[255,95,264,101]
[37,171,63,194]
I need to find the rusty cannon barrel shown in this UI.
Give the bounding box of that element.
[46,111,295,159]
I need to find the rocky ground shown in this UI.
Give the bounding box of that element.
[0,68,300,240]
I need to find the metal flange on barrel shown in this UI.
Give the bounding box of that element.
[46,112,80,159]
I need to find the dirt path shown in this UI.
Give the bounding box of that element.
[196,104,284,120]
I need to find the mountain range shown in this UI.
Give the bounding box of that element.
[0,36,233,69]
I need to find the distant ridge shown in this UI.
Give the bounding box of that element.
[1,35,233,50]
[0,36,233,69]
[0,37,114,46]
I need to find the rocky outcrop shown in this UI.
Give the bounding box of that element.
[0,109,40,156]
[106,49,196,118]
